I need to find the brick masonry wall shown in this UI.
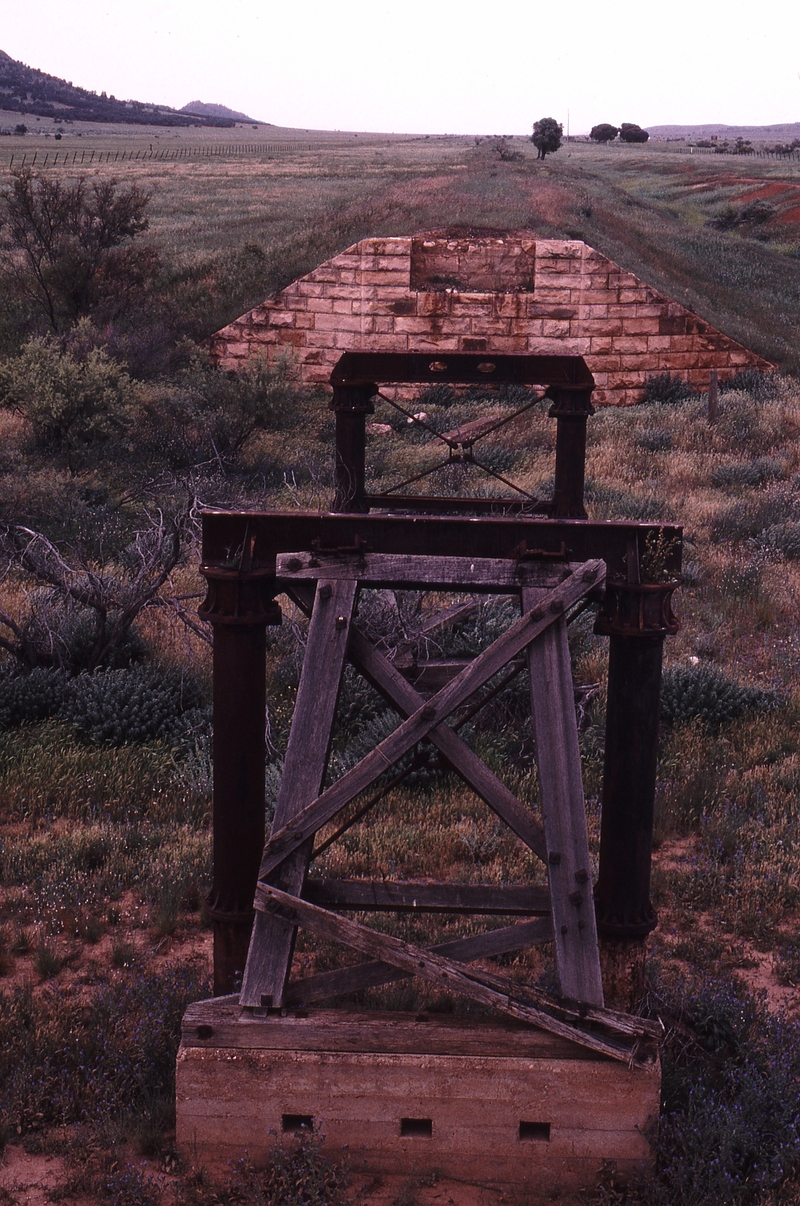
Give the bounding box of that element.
[208,234,771,405]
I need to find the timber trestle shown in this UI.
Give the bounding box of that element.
[182,351,681,1185]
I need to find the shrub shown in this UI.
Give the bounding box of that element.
[641,373,694,404]
[229,1133,350,1206]
[758,521,800,558]
[660,665,779,728]
[642,967,800,1205]
[0,962,209,1133]
[619,123,649,143]
[637,428,673,452]
[0,337,138,458]
[710,495,796,543]
[719,368,778,399]
[0,667,68,730]
[60,666,206,747]
[710,457,786,489]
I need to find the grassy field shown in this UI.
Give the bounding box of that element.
[1,127,800,1204]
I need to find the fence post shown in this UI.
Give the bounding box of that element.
[708,368,719,424]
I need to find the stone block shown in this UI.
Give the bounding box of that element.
[313,313,364,333]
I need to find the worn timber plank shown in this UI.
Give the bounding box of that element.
[303,878,550,914]
[240,578,357,1008]
[254,883,656,1065]
[259,561,605,878]
[346,627,547,860]
[276,551,581,592]
[182,1003,593,1059]
[525,588,605,1008]
[283,916,554,1006]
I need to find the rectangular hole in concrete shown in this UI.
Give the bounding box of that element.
[400,1117,433,1138]
[282,1113,314,1133]
[519,1121,550,1142]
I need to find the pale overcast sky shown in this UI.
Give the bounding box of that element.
[4,0,799,136]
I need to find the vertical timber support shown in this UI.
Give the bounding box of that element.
[331,382,376,513]
[199,556,282,996]
[594,579,679,1010]
[547,385,595,519]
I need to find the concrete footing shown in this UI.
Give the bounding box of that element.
[176,998,659,1195]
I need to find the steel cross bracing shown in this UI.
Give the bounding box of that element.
[239,551,660,1066]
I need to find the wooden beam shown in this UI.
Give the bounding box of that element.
[525,589,605,1008]
[284,917,555,1006]
[303,878,551,915]
[240,578,358,1009]
[347,627,547,860]
[258,562,605,878]
[276,551,582,593]
[254,884,657,1065]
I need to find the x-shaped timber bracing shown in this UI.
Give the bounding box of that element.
[240,553,660,1065]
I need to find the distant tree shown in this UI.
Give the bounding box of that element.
[590,123,619,143]
[0,169,158,335]
[13,124,27,136]
[531,117,563,160]
[619,123,649,144]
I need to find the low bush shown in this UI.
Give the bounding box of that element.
[641,967,800,1205]
[641,373,694,404]
[60,666,206,747]
[0,962,209,1134]
[637,428,673,452]
[660,665,779,729]
[711,457,786,490]
[710,495,796,543]
[719,368,779,400]
[757,521,800,558]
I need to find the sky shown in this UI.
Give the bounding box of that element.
[3,0,800,136]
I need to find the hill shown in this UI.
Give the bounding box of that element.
[0,48,235,127]
[648,121,800,143]
[180,101,262,124]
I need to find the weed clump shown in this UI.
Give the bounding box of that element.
[661,665,779,729]
[229,1133,350,1206]
[60,666,206,747]
[757,521,800,559]
[642,373,695,404]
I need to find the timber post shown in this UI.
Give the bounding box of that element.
[593,579,679,1009]
[199,553,281,996]
[547,385,595,519]
[331,382,376,512]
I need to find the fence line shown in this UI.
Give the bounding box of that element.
[0,142,317,169]
[676,146,800,161]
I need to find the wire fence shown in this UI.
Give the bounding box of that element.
[0,142,317,170]
[676,146,800,161]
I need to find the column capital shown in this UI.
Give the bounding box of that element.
[595,580,679,638]
[199,567,282,627]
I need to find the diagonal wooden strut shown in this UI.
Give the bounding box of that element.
[255,883,657,1066]
[239,577,357,1008]
[256,560,604,880]
[284,916,554,1006]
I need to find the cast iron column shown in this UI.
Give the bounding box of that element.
[547,384,595,519]
[594,580,679,1009]
[331,382,376,513]
[199,553,281,996]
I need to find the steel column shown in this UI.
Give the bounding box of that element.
[199,567,280,995]
[331,383,376,513]
[548,386,595,519]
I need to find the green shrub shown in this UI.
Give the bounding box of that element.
[720,368,778,399]
[711,457,786,490]
[642,373,694,404]
[229,1133,350,1206]
[642,967,800,1205]
[710,495,795,543]
[60,666,205,747]
[660,665,778,728]
[757,521,800,558]
[0,667,68,730]
[0,962,209,1134]
[637,428,673,452]
[585,479,669,521]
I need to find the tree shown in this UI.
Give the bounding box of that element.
[531,117,563,160]
[590,123,619,143]
[619,123,649,144]
[0,169,158,335]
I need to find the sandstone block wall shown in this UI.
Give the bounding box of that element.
[209,233,771,404]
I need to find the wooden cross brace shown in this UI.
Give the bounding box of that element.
[240,556,608,1045]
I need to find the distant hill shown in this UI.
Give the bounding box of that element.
[0,48,236,127]
[180,101,262,124]
[648,121,800,143]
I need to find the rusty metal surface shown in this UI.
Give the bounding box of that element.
[330,351,595,387]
